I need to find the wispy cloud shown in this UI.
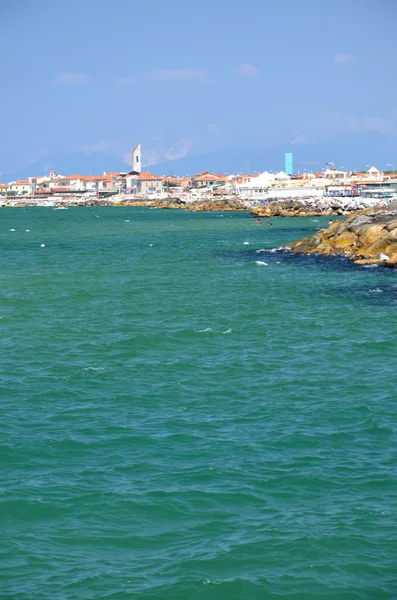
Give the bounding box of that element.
[141,68,209,83]
[119,77,138,85]
[334,53,355,64]
[56,72,91,85]
[164,140,195,161]
[234,64,260,77]
[290,134,316,145]
[295,109,397,137]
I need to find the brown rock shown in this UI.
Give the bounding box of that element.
[315,242,338,255]
[291,234,323,253]
[384,244,397,256]
[384,228,397,243]
[359,236,390,259]
[384,251,397,268]
[347,215,373,234]
[284,205,397,267]
[385,220,397,232]
[331,221,349,237]
[332,231,358,249]
[358,224,386,247]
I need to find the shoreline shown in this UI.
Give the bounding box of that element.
[0,195,390,215]
[285,203,397,268]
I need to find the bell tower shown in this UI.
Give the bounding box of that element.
[132,144,141,173]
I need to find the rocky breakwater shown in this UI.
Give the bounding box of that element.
[183,198,246,211]
[120,197,246,211]
[252,197,384,218]
[287,204,397,268]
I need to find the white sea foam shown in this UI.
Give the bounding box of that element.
[40,244,46,247]
[9,229,15,231]
[363,264,378,268]
[149,243,153,247]
[379,253,389,261]
[25,229,30,232]
[223,328,232,334]
[256,261,268,266]
[369,288,382,293]
[125,220,130,222]
[243,241,250,245]
[83,367,105,371]
[197,328,212,333]
[256,249,266,253]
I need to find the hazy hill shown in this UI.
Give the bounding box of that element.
[150,132,397,175]
[1,152,130,182]
[1,132,395,182]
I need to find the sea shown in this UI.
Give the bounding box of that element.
[1,207,396,600]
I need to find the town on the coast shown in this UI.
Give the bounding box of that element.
[1,144,396,213]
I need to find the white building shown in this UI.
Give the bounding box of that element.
[8,180,33,195]
[323,168,349,180]
[275,171,291,180]
[237,171,276,197]
[367,166,382,179]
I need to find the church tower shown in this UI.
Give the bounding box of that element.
[132,144,141,173]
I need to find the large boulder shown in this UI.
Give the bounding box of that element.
[359,236,391,259]
[385,219,397,232]
[332,231,358,249]
[357,224,386,247]
[290,234,322,253]
[347,215,373,234]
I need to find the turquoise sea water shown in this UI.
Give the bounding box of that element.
[1,207,396,600]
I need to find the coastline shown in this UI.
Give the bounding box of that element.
[0,194,390,215]
[285,203,397,268]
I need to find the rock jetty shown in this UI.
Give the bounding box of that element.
[252,197,384,218]
[287,203,397,268]
[115,197,247,211]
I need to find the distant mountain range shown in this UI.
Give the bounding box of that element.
[1,132,396,182]
[150,132,397,175]
[0,152,130,182]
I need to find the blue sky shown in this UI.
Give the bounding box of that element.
[1,0,397,172]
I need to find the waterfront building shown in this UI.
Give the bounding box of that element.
[135,172,164,195]
[367,166,382,180]
[275,171,291,180]
[323,168,349,180]
[237,171,276,197]
[192,172,227,188]
[8,179,33,195]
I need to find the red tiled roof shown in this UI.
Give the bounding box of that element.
[193,173,226,181]
[138,172,163,180]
